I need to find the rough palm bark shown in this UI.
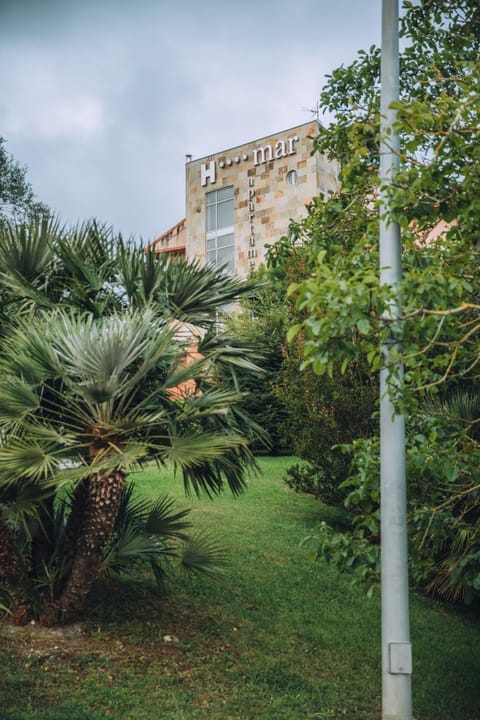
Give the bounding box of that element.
[59,478,90,564]
[0,512,33,625]
[53,469,126,624]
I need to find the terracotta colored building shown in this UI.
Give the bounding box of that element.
[146,218,186,258]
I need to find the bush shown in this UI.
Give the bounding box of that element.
[223,269,292,456]
[279,343,377,504]
[308,398,480,605]
[284,461,346,506]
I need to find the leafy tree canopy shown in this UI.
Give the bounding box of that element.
[0,137,49,223]
[290,0,480,406]
[284,0,480,603]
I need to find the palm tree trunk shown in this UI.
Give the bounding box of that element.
[60,478,90,563]
[54,469,126,625]
[0,512,33,625]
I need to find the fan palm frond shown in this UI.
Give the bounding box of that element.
[0,438,63,486]
[0,216,59,292]
[0,484,51,520]
[171,386,245,420]
[0,481,54,545]
[116,241,168,307]
[199,330,265,374]
[181,529,227,578]
[180,446,255,498]
[54,221,120,315]
[161,432,248,469]
[420,389,480,424]
[115,239,141,305]
[49,310,178,413]
[52,310,150,377]
[426,557,470,603]
[0,376,40,424]
[229,404,271,447]
[102,526,173,575]
[100,484,201,588]
[0,317,62,384]
[113,483,191,538]
[144,495,192,538]
[147,255,258,323]
[117,243,259,324]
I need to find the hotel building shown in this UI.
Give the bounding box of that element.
[149,121,338,277]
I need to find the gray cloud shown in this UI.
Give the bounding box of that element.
[0,0,380,243]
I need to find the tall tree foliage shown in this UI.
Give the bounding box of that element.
[267,234,377,503]
[0,138,49,223]
[288,0,480,602]
[223,264,292,456]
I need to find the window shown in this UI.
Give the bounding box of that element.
[286,170,298,185]
[206,186,234,273]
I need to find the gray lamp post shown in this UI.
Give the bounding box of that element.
[379,0,412,718]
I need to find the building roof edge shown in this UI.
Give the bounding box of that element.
[186,120,320,166]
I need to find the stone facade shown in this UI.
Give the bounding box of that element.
[185,121,338,277]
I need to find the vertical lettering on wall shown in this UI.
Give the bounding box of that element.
[248,176,256,268]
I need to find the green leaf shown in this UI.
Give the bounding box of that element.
[356,318,370,335]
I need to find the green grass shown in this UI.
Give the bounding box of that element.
[1,456,480,719]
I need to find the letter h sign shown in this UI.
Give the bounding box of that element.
[201,161,216,187]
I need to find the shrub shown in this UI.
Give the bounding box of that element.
[308,398,480,605]
[284,461,346,507]
[279,343,377,504]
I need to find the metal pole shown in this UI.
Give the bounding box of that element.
[380,1,412,719]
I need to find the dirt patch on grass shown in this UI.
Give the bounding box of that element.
[0,620,182,667]
[2,622,116,660]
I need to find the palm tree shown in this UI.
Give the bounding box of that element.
[0,308,260,624]
[0,219,265,625]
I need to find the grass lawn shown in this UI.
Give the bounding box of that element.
[1,456,479,719]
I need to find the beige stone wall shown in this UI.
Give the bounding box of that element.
[185,121,338,277]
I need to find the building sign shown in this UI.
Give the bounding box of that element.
[247,176,257,269]
[252,136,299,166]
[201,160,216,187]
[200,134,299,187]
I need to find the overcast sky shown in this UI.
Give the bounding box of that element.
[1,0,381,244]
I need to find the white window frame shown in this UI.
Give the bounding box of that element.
[206,187,235,273]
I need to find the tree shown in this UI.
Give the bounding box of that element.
[223,264,292,456]
[223,226,377,496]
[0,218,264,625]
[267,233,377,503]
[0,138,49,223]
[288,0,480,601]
